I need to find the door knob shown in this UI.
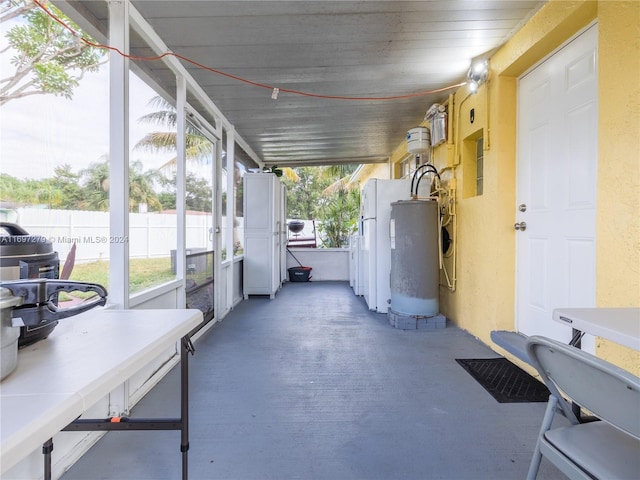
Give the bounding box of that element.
[514,222,527,231]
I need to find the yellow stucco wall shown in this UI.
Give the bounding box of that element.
[439,0,603,352]
[352,163,391,186]
[377,0,639,372]
[592,1,639,372]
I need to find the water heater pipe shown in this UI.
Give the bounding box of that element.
[410,162,430,196]
[441,188,457,292]
[414,167,441,197]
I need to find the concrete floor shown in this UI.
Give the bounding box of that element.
[63,281,563,480]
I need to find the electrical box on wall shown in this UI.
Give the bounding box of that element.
[425,103,447,146]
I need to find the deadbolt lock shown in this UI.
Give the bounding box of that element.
[514,222,527,231]
[518,204,527,212]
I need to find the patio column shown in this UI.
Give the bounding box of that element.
[225,127,236,315]
[108,0,130,309]
[212,132,223,316]
[107,0,130,416]
[176,75,187,308]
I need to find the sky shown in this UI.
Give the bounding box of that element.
[0,9,219,188]
[0,63,175,180]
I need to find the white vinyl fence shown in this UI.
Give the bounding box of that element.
[10,208,228,265]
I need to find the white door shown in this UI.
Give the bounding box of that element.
[516,25,598,349]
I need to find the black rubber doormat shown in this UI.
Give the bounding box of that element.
[456,357,550,403]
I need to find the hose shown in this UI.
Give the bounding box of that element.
[414,166,441,196]
[410,163,432,195]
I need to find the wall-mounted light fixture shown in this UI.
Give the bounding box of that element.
[467,60,489,93]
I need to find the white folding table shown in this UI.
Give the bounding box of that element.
[0,308,203,479]
[552,307,640,351]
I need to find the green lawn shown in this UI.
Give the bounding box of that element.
[70,257,174,295]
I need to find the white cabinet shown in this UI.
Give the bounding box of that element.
[243,172,286,299]
[278,182,289,285]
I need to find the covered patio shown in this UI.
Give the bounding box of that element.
[2,1,638,478]
[63,282,560,479]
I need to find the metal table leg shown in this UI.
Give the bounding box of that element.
[45,335,196,479]
[180,335,195,480]
[569,328,585,420]
[43,438,53,480]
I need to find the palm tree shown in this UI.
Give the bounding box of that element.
[135,96,299,183]
[323,164,356,179]
[321,164,359,195]
[79,160,110,211]
[134,96,213,173]
[129,160,163,211]
[315,186,360,248]
[78,159,162,212]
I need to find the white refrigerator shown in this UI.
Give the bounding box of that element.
[359,178,411,312]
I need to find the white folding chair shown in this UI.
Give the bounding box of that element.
[525,335,640,480]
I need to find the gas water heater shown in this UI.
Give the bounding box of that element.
[388,199,446,329]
